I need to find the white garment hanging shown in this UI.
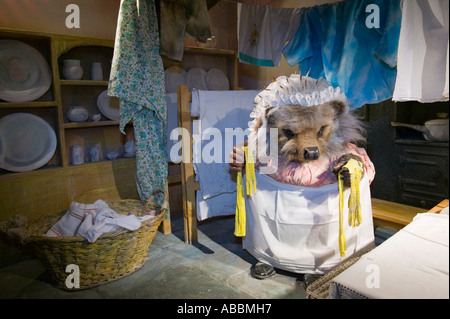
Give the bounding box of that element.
[237,3,301,67]
[393,0,449,102]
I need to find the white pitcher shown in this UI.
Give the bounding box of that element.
[62,59,83,80]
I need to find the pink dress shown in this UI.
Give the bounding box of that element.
[258,144,375,187]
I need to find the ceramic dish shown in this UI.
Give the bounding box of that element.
[106,151,119,160]
[165,66,187,93]
[67,106,89,122]
[0,113,57,172]
[186,68,208,91]
[97,90,120,121]
[0,40,52,102]
[206,68,229,91]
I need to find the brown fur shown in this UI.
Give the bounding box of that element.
[256,99,366,165]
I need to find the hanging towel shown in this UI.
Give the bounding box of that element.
[392,0,449,102]
[108,0,168,205]
[283,0,402,108]
[237,3,301,67]
[44,200,152,243]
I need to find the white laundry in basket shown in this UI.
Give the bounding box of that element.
[243,170,375,274]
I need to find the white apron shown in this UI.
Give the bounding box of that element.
[243,170,375,274]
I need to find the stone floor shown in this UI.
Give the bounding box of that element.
[0,216,307,299]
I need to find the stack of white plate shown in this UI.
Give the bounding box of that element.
[165,66,230,92]
[206,68,229,91]
[164,66,187,93]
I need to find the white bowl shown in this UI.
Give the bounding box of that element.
[106,151,118,160]
[67,106,89,122]
[90,113,101,122]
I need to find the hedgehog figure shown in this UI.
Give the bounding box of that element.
[229,75,375,281]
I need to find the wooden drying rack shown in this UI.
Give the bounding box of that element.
[176,84,201,243]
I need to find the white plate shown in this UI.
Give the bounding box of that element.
[165,66,186,93]
[0,113,57,172]
[186,68,208,91]
[206,68,229,91]
[97,90,120,121]
[0,40,52,102]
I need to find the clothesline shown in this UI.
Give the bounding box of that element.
[237,0,449,107]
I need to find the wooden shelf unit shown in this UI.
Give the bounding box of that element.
[0,28,138,221]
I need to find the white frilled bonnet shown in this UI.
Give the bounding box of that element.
[248,74,346,131]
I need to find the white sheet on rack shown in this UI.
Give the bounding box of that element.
[190,89,259,220]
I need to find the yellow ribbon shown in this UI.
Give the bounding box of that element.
[338,158,364,257]
[234,146,256,237]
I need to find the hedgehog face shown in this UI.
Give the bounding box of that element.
[254,99,364,164]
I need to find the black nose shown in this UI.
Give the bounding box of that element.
[304,147,320,160]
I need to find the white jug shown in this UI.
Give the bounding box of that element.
[62,59,83,80]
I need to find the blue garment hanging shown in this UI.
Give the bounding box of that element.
[283,0,402,108]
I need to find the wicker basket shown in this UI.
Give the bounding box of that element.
[5,191,168,291]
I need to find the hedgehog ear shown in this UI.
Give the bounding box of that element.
[253,106,275,130]
[264,106,278,125]
[264,106,274,117]
[327,100,348,118]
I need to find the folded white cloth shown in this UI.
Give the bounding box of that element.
[44,200,151,243]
